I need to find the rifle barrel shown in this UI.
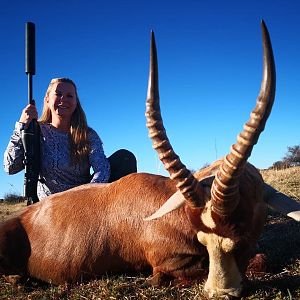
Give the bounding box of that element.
[25,22,35,105]
[23,22,40,205]
[25,22,35,75]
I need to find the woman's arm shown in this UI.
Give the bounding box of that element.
[3,122,26,174]
[88,129,110,183]
[4,104,39,174]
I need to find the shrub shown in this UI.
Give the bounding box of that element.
[269,144,300,169]
[282,145,300,167]
[3,193,25,204]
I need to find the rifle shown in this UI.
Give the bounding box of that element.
[21,22,40,205]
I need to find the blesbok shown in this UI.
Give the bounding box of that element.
[0,21,299,298]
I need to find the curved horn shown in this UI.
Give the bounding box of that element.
[211,20,276,216]
[145,31,204,208]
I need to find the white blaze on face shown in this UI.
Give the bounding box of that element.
[200,201,216,229]
[197,202,242,298]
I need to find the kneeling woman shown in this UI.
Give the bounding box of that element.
[4,77,137,200]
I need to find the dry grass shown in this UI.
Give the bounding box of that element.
[0,167,299,299]
[261,166,300,201]
[0,201,26,222]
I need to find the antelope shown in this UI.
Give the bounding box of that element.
[0,21,299,298]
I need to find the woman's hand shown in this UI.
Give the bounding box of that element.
[19,102,38,126]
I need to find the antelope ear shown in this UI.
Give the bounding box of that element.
[143,174,215,222]
[143,190,185,221]
[263,183,300,222]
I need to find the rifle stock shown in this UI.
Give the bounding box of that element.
[22,22,40,205]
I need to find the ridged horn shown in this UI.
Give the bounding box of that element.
[145,31,204,208]
[211,20,276,216]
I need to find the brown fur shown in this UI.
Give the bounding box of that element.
[0,160,266,287]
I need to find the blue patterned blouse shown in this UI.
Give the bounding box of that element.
[4,122,110,199]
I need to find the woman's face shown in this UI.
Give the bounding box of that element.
[46,82,77,120]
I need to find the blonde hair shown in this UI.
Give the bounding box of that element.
[39,78,90,163]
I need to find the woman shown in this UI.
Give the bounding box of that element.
[4,78,136,199]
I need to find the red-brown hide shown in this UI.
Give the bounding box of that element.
[0,161,265,285]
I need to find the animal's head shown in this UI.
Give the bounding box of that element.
[145,20,275,298]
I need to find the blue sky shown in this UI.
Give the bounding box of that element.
[1,0,299,198]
